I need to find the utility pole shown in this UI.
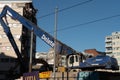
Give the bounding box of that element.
[29,30,33,72]
[53,7,58,80]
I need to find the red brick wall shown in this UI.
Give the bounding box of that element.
[84,49,99,56]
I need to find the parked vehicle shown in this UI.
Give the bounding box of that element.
[80,55,119,70]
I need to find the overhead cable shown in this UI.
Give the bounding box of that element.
[38,0,93,19]
[49,14,120,33]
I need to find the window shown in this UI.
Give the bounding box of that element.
[6,46,10,51]
[9,24,13,27]
[14,34,20,38]
[117,36,120,39]
[13,24,18,27]
[2,35,7,38]
[69,56,74,64]
[107,47,112,50]
[76,55,78,62]
[8,23,21,28]
[62,57,65,60]
[107,37,112,40]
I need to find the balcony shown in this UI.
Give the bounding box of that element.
[105,39,112,42]
[105,50,112,53]
[105,44,112,47]
[105,36,112,42]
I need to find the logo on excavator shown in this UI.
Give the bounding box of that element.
[41,34,55,47]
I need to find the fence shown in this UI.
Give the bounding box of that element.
[23,71,120,80]
[40,72,78,80]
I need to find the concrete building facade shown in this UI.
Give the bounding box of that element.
[0,0,37,79]
[105,31,120,66]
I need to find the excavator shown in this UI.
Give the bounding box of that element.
[0,5,83,78]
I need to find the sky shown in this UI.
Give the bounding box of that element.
[32,0,120,53]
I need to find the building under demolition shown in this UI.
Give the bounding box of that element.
[0,0,37,79]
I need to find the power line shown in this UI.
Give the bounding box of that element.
[49,14,120,33]
[37,0,93,19]
[59,0,93,12]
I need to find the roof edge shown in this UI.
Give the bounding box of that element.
[0,1,32,3]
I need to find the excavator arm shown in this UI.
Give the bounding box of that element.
[0,5,78,72]
[0,5,77,54]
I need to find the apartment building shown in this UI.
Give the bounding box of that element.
[105,31,120,66]
[0,0,36,79]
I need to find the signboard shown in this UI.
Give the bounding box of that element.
[39,71,51,79]
[58,67,65,72]
[23,71,39,80]
[77,71,99,80]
